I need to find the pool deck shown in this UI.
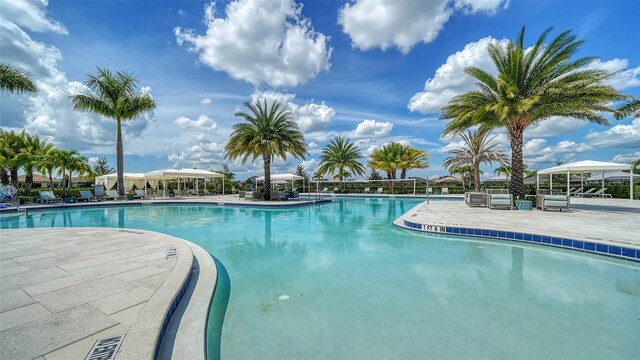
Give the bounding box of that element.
[0,227,215,360]
[395,197,640,260]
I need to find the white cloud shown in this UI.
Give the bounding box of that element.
[300,159,318,173]
[584,118,640,148]
[338,0,507,54]
[612,151,640,164]
[0,4,153,151]
[175,0,331,87]
[177,9,186,17]
[524,138,593,166]
[249,90,296,105]
[409,37,508,113]
[0,0,67,34]
[525,117,586,138]
[290,102,335,133]
[200,97,212,105]
[586,58,640,90]
[168,138,227,169]
[173,115,218,132]
[352,119,393,138]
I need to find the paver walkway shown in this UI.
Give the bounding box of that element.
[399,197,640,249]
[0,227,193,360]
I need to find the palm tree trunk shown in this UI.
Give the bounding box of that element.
[1,167,9,186]
[25,169,33,195]
[116,117,125,196]
[263,154,271,200]
[10,166,19,188]
[509,131,526,200]
[473,163,481,192]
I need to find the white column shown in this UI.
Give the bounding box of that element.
[550,173,553,190]
[536,174,539,190]
[163,176,166,197]
[602,171,605,194]
[631,171,634,200]
[413,178,416,195]
[222,177,225,195]
[566,170,570,194]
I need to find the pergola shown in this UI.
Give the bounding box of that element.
[256,173,304,192]
[536,160,634,199]
[95,173,146,191]
[144,168,224,197]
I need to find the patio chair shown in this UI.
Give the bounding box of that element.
[79,190,98,202]
[376,188,383,194]
[488,193,513,210]
[105,190,119,200]
[39,191,62,204]
[134,190,147,199]
[270,191,286,201]
[94,185,105,200]
[363,187,370,194]
[321,187,328,194]
[576,188,597,197]
[465,192,487,207]
[536,193,570,212]
[1,185,18,205]
[426,187,433,194]
[333,187,339,193]
[591,188,613,198]
[441,188,449,195]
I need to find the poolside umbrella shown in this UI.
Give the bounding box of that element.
[144,168,224,197]
[256,173,304,192]
[536,160,633,199]
[95,173,146,191]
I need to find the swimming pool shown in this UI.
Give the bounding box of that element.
[2,198,639,359]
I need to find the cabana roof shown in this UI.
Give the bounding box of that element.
[144,168,223,179]
[537,160,631,174]
[256,173,303,181]
[95,172,146,180]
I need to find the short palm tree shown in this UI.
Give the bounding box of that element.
[50,149,89,196]
[399,146,429,179]
[443,129,508,192]
[369,142,404,180]
[0,130,25,187]
[441,27,625,199]
[317,137,365,186]
[0,63,38,93]
[450,165,475,190]
[71,68,156,196]
[225,100,307,200]
[17,132,53,194]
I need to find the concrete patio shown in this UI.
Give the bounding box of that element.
[397,197,640,249]
[0,227,213,360]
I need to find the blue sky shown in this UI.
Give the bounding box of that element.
[1,0,639,180]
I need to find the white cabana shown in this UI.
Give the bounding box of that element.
[586,171,640,183]
[95,173,146,191]
[536,160,634,199]
[256,173,304,192]
[144,168,224,197]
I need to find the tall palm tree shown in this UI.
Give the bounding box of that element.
[71,68,156,196]
[615,98,640,119]
[317,137,365,187]
[17,132,53,194]
[0,63,38,93]
[443,129,508,192]
[441,27,624,199]
[36,148,61,188]
[225,100,307,200]
[399,146,429,179]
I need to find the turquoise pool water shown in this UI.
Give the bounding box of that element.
[2,198,639,359]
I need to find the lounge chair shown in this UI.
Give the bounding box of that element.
[536,192,570,212]
[568,187,583,196]
[465,192,487,207]
[270,191,286,201]
[105,190,119,200]
[94,185,105,200]
[426,187,433,194]
[488,193,513,210]
[441,188,449,195]
[363,187,370,194]
[321,187,328,194]
[79,190,98,202]
[39,191,62,203]
[134,190,147,199]
[576,188,597,197]
[376,188,383,194]
[333,187,338,193]
[591,188,612,198]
